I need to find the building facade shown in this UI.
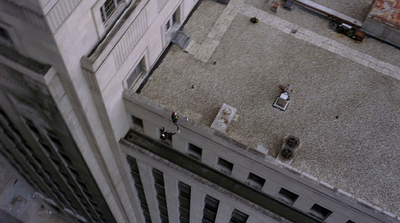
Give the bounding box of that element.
[0,0,198,222]
[0,0,399,223]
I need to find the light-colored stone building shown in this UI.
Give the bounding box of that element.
[0,0,399,223]
[0,0,199,222]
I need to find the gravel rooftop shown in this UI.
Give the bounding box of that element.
[141,0,400,216]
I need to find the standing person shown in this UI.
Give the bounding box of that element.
[160,127,176,140]
[171,112,188,133]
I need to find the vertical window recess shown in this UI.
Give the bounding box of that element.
[187,143,202,161]
[245,173,265,190]
[216,158,233,175]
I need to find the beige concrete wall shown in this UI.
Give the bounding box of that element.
[41,1,135,222]
[1,0,157,222]
[41,0,199,222]
[73,1,199,221]
[81,0,198,142]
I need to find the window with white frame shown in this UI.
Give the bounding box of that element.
[164,14,176,34]
[127,59,144,89]
[100,0,122,22]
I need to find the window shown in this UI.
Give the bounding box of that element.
[60,171,69,180]
[216,158,233,175]
[68,167,80,178]
[309,204,332,220]
[26,119,41,139]
[178,182,191,223]
[127,60,144,90]
[0,108,7,119]
[131,116,143,131]
[127,157,152,223]
[7,121,19,135]
[21,141,33,154]
[152,169,169,223]
[10,159,22,171]
[100,0,122,22]
[3,129,15,145]
[50,178,60,188]
[229,209,248,223]
[58,190,67,197]
[89,200,98,207]
[32,155,43,167]
[202,195,219,223]
[59,151,73,165]
[77,180,88,191]
[49,156,61,169]
[67,181,77,191]
[0,27,13,47]
[187,144,202,161]
[47,132,64,152]
[73,190,83,199]
[26,158,37,169]
[346,221,356,223]
[39,140,52,155]
[17,146,27,157]
[245,173,265,190]
[277,188,298,205]
[37,171,46,180]
[83,190,94,199]
[164,15,176,34]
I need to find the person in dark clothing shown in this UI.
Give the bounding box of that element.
[171,112,188,133]
[160,127,175,140]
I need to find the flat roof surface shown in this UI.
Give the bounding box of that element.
[245,0,373,21]
[141,0,400,216]
[368,0,400,29]
[311,0,373,21]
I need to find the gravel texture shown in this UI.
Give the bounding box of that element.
[185,1,226,44]
[245,0,373,21]
[141,0,400,216]
[310,0,373,21]
[244,0,400,65]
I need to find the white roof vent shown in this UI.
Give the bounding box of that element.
[211,103,237,133]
